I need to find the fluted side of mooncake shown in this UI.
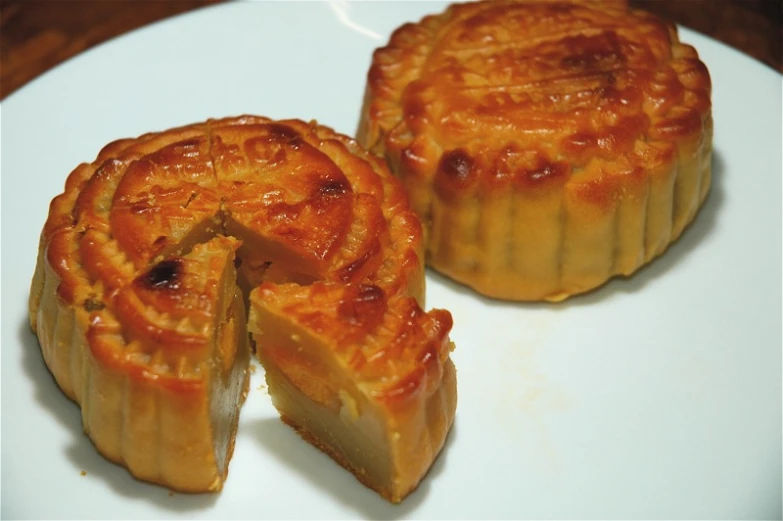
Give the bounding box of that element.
[31,230,249,491]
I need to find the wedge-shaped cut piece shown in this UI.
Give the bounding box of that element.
[249,281,456,503]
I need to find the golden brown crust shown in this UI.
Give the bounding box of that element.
[30,116,455,498]
[253,282,452,392]
[359,0,713,301]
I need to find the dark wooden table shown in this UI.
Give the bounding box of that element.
[1,0,780,100]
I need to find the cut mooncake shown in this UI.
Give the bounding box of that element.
[29,116,456,500]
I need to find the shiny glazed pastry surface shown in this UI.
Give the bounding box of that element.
[359,0,713,301]
[29,116,456,500]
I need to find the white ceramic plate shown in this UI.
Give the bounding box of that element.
[2,2,781,518]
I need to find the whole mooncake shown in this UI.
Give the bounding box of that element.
[359,0,713,301]
[29,116,456,502]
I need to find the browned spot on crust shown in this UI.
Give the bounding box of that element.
[137,259,182,291]
[338,284,387,329]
